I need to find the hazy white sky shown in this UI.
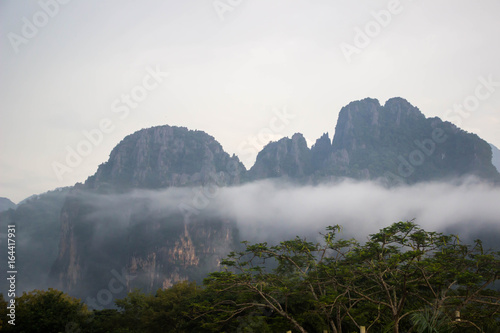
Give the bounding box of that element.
[1,0,500,202]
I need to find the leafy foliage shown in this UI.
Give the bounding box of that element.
[200,221,499,333]
[1,288,89,333]
[2,222,498,332]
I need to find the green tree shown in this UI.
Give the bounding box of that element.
[114,281,203,333]
[145,281,202,332]
[113,288,152,332]
[201,221,499,333]
[414,236,500,332]
[3,288,89,333]
[327,221,499,333]
[201,227,362,333]
[86,309,123,333]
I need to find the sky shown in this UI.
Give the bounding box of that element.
[1,0,500,203]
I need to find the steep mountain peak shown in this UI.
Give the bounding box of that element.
[334,98,424,143]
[332,98,381,151]
[383,96,414,108]
[311,133,332,149]
[382,97,426,126]
[249,133,311,180]
[85,125,246,191]
[326,98,499,182]
[245,97,499,183]
[344,97,381,108]
[311,133,333,173]
[291,132,307,143]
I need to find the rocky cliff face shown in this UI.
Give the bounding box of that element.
[248,133,311,180]
[50,126,242,300]
[327,97,428,179]
[248,97,500,183]
[123,212,236,294]
[50,189,238,301]
[86,125,246,191]
[328,97,499,182]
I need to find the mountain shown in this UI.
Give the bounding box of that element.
[49,125,243,300]
[86,125,246,191]
[491,143,500,173]
[0,197,16,212]
[3,98,499,304]
[0,188,71,293]
[250,98,500,184]
[330,97,499,182]
[248,133,311,179]
[49,186,238,301]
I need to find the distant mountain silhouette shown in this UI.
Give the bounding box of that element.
[0,197,16,212]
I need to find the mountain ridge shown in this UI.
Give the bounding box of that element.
[85,125,246,192]
[249,97,499,184]
[0,197,16,212]
[2,96,499,303]
[60,97,500,189]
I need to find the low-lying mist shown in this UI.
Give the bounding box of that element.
[85,176,500,248]
[3,176,498,298]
